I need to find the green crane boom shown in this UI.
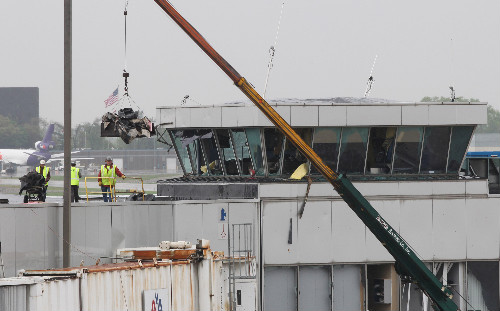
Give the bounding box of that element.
[153,1,460,310]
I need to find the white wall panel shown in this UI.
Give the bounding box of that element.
[275,106,291,125]
[290,106,318,127]
[297,201,332,263]
[85,206,101,263]
[0,209,16,277]
[173,203,204,244]
[355,182,399,197]
[399,200,433,260]
[307,183,337,197]
[190,107,221,128]
[465,198,500,259]
[432,181,465,195]
[69,206,86,267]
[201,203,228,253]
[365,200,399,262]
[429,105,456,125]
[398,181,433,196]
[221,107,238,127]
[346,106,401,126]
[432,199,467,260]
[456,104,487,125]
[262,201,298,264]
[98,205,112,261]
[465,180,488,195]
[238,106,265,127]
[174,107,191,128]
[147,204,173,246]
[402,105,429,125]
[331,201,366,262]
[158,108,176,128]
[318,106,347,126]
[260,183,304,199]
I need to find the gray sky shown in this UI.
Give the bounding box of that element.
[1,0,499,124]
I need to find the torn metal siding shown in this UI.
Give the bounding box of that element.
[0,255,233,311]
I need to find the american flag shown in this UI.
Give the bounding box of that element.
[104,87,119,107]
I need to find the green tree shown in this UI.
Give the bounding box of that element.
[0,114,42,148]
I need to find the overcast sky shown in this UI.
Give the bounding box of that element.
[0,0,499,124]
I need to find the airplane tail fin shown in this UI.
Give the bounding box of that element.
[42,124,55,144]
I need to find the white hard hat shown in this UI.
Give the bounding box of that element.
[40,160,46,165]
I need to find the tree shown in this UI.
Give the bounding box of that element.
[0,114,42,148]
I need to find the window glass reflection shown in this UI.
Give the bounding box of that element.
[420,127,451,174]
[282,128,313,177]
[447,126,474,173]
[366,127,396,174]
[198,129,223,175]
[393,127,423,174]
[311,128,341,175]
[231,129,253,176]
[215,129,238,175]
[264,128,285,175]
[338,127,369,174]
[245,128,265,176]
[170,130,194,174]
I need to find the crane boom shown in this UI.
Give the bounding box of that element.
[153,1,459,310]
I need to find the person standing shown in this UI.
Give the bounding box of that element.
[70,161,82,202]
[98,157,126,202]
[35,160,51,202]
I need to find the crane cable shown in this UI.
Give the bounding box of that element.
[364,54,377,98]
[263,1,286,99]
[123,0,130,95]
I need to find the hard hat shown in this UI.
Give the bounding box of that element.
[40,160,46,165]
[105,157,112,161]
[71,161,76,166]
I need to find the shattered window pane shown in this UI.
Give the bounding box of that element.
[311,127,341,175]
[215,129,238,175]
[338,127,369,174]
[467,261,499,311]
[366,127,396,174]
[231,129,252,176]
[198,129,223,175]
[447,126,474,173]
[188,140,203,175]
[393,127,423,174]
[245,128,265,176]
[264,128,285,175]
[170,130,193,174]
[282,128,312,177]
[420,126,451,174]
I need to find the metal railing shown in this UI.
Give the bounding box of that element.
[84,177,145,202]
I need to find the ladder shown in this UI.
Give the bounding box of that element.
[228,223,255,311]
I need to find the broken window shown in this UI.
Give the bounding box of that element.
[264,128,285,175]
[188,139,204,175]
[338,127,369,174]
[198,129,223,175]
[311,127,341,175]
[169,130,194,174]
[366,127,396,174]
[447,126,474,173]
[467,261,499,311]
[215,129,238,175]
[231,129,253,176]
[282,128,312,177]
[420,126,451,174]
[392,127,423,174]
[245,128,265,176]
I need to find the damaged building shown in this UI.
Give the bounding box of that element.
[1,98,498,311]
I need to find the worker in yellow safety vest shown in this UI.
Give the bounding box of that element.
[35,160,51,202]
[97,157,126,202]
[70,161,82,203]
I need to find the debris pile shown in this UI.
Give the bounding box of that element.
[18,171,46,199]
[101,108,155,144]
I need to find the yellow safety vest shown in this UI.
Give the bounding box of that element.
[35,166,49,185]
[71,167,80,186]
[100,165,116,186]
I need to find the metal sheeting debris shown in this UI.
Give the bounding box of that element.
[101,108,155,144]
